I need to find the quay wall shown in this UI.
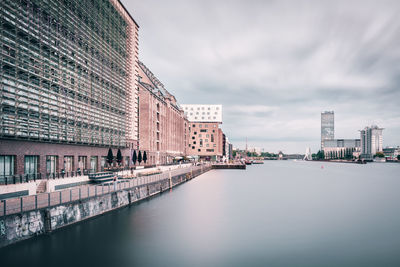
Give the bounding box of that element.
[0,167,210,248]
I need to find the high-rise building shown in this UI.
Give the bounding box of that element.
[360,125,384,160]
[0,0,139,177]
[321,111,334,149]
[138,61,189,165]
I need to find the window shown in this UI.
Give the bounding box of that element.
[198,149,201,152]
[193,141,196,144]
[192,146,195,149]
[200,139,203,146]
[200,129,207,132]
[0,155,15,176]
[78,156,87,170]
[25,156,39,174]
[206,134,209,138]
[101,157,107,168]
[206,149,214,152]
[46,156,58,174]
[199,124,202,128]
[211,134,214,142]
[199,134,202,137]
[192,136,195,139]
[194,131,197,135]
[192,124,196,127]
[90,156,97,172]
[64,156,74,172]
[206,144,209,147]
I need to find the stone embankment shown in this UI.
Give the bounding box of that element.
[0,165,211,248]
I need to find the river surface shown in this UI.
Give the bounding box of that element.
[1,161,400,267]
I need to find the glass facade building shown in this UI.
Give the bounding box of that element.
[321,111,334,149]
[0,0,139,176]
[1,0,138,146]
[360,125,383,160]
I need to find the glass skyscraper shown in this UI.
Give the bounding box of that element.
[321,111,334,149]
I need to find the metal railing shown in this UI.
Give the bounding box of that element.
[0,164,211,217]
[0,170,92,185]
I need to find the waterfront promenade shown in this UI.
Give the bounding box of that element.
[0,164,207,217]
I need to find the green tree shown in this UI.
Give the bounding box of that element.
[138,150,142,164]
[375,152,385,158]
[116,149,123,166]
[143,151,147,163]
[106,148,114,166]
[132,150,137,165]
[397,155,400,160]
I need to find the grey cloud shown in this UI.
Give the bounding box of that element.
[123,0,400,153]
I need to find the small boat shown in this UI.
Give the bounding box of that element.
[252,160,264,164]
[89,172,116,183]
[245,160,253,165]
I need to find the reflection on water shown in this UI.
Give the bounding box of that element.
[1,161,400,267]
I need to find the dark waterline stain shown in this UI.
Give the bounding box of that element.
[1,161,400,267]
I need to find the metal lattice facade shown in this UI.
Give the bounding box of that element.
[1,0,139,148]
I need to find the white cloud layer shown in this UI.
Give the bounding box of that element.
[122,0,400,153]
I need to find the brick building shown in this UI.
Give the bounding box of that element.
[181,104,226,161]
[0,0,139,177]
[185,122,224,161]
[138,61,189,165]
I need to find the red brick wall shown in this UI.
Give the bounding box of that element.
[0,140,131,175]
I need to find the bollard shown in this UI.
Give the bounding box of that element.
[70,189,72,202]
[79,188,81,200]
[48,193,50,207]
[59,191,62,204]
[35,195,38,210]
[3,200,6,216]
[20,197,23,212]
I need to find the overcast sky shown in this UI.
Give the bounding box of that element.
[122,0,400,154]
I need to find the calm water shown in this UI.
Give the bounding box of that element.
[1,161,400,267]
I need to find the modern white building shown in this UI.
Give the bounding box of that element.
[323,139,361,159]
[360,125,384,160]
[181,104,222,123]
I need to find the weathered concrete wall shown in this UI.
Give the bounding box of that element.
[0,167,210,248]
